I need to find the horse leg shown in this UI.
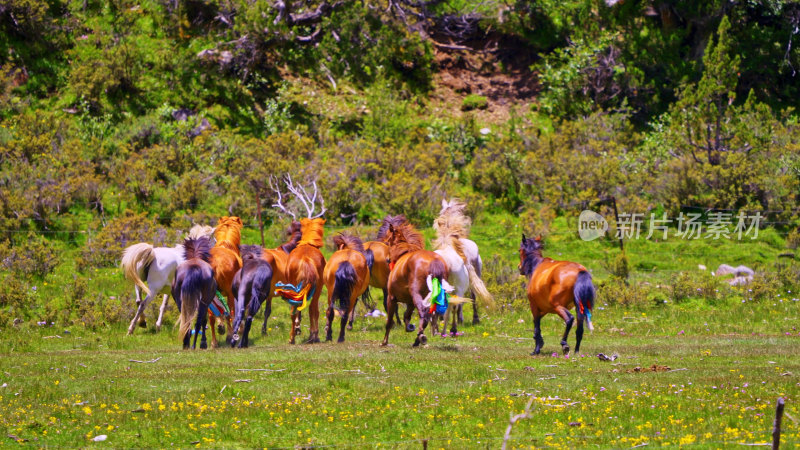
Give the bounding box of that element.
[403,304,416,332]
[338,300,350,343]
[156,294,169,331]
[574,319,585,354]
[471,291,480,325]
[412,312,429,347]
[449,306,459,337]
[128,291,154,335]
[306,290,321,344]
[347,295,358,331]
[555,306,574,355]
[532,315,544,355]
[135,285,148,329]
[198,307,209,349]
[289,311,299,344]
[241,298,259,348]
[457,303,464,325]
[381,295,397,346]
[261,298,273,335]
[325,305,334,342]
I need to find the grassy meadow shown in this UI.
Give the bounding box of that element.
[2,212,799,448]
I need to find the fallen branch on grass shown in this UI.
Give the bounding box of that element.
[129,357,161,364]
[235,368,286,372]
[501,396,535,450]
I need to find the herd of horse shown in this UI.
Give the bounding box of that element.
[120,199,596,355]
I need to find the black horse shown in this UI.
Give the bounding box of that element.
[229,245,274,348]
[172,237,217,350]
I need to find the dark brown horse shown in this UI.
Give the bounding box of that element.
[172,237,217,350]
[275,218,326,344]
[229,245,273,348]
[518,235,596,356]
[381,221,449,347]
[324,233,373,343]
[208,216,244,347]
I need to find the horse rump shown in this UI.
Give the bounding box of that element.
[573,270,595,330]
[121,243,156,296]
[175,263,216,343]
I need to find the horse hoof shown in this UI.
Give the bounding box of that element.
[337,337,345,343]
[562,347,570,355]
[472,318,480,325]
[200,343,207,350]
[405,324,416,332]
[138,321,147,328]
[217,324,226,335]
[420,335,428,346]
[347,325,353,331]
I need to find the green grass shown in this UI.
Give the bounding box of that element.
[2,212,799,447]
[1,301,799,448]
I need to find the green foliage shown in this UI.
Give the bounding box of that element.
[603,251,629,281]
[0,234,59,279]
[0,275,33,328]
[670,271,726,304]
[79,212,172,270]
[461,94,488,111]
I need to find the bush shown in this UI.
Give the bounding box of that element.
[0,234,59,278]
[597,278,651,308]
[0,275,33,328]
[79,212,172,270]
[670,271,726,304]
[482,254,528,312]
[461,95,488,111]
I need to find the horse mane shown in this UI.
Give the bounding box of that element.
[376,215,408,242]
[183,237,213,262]
[187,224,215,240]
[520,236,544,277]
[434,198,471,241]
[387,221,425,263]
[333,233,364,252]
[214,216,243,251]
[239,244,263,260]
[298,218,325,248]
[279,221,302,254]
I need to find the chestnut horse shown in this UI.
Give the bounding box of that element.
[208,216,244,348]
[324,233,373,343]
[275,218,326,344]
[172,237,217,349]
[518,235,596,356]
[259,221,303,334]
[349,215,412,330]
[381,221,450,347]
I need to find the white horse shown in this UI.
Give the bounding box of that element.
[120,224,215,335]
[433,199,494,336]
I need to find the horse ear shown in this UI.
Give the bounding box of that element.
[521,234,527,244]
[442,198,448,208]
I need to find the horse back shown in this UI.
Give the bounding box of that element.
[388,250,446,303]
[528,259,587,313]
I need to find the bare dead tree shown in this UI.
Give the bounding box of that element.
[268,174,326,219]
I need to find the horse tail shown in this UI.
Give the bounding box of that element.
[332,261,357,312]
[364,249,375,276]
[573,270,596,331]
[178,267,202,341]
[466,263,495,310]
[252,262,273,313]
[429,258,447,285]
[299,258,318,292]
[121,243,155,296]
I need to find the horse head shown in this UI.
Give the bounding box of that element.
[519,234,544,277]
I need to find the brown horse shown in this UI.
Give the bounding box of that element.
[257,221,303,334]
[349,215,411,330]
[518,235,596,356]
[381,221,449,347]
[275,218,326,344]
[208,216,243,348]
[324,233,373,343]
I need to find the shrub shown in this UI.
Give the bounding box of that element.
[0,275,33,328]
[0,234,59,278]
[461,94,488,111]
[670,271,726,304]
[482,254,528,312]
[79,212,171,269]
[597,278,651,308]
